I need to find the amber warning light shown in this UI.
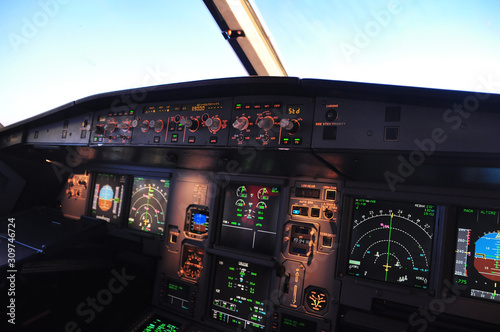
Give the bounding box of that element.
[222,29,245,40]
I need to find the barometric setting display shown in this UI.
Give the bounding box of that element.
[128,176,169,235]
[347,198,436,289]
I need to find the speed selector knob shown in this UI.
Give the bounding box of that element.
[205,117,221,131]
[104,123,116,132]
[257,116,274,131]
[280,118,299,134]
[232,117,249,131]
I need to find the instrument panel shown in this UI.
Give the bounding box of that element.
[3,77,500,331]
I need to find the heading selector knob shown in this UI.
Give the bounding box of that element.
[206,117,221,131]
[180,117,199,131]
[232,117,249,131]
[120,121,131,131]
[280,118,299,134]
[153,119,164,132]
[257,116,274,131]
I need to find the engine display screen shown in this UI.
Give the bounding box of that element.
[91,173,126,223]
[136,314,180,332]
[347,198,436,289]
[128,176,169,235]
[454,208,500,302]
[219,184,281,255]
[210,257,271,330]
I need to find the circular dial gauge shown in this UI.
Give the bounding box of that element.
[304,287,328,314]
[348,199,436,289]
[180,245,204,280]
[128,178,169,235]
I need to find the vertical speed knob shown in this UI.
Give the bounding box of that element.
[232,117,249,131]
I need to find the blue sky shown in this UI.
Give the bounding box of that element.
[1,0,499,126]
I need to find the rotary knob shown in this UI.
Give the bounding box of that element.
[206,117,221,131]
[180,117,199,131]
[104,122,116,132]
[280,118,299,134]
[150,120,164,132]
[257,116,274,131]
[232,117,249,131]
[120,121,131,131]
[140,120,150,133]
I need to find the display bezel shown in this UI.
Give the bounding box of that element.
[345,196,437,290]
[214,180,283,256]
[89,172,128,225]
[127,175,170,236]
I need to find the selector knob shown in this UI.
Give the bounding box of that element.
[180,117,199,131]
[280,118,299,134]
[206,117,221,131]
[257,116,274,131]
[140,120,150,133]
[150,120,164,132]
[233,117,249,131]
[120,121,131,131]
[325,108,338,122]
[104,122,116,132]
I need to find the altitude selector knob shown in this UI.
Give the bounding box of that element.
[232,117,249,131]
[257,116,274,131]
[206,117,221,131]
[280,118,299,134]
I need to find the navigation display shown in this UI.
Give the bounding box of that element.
[91,173,126,223]
[454,208,500,302]
[128,176,169,235]
[219,184,281,255]
[347,198,436,289]
[210,257,271,330]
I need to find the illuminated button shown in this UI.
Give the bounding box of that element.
[235,103,243,110]
[243,103,252,109]
[295,188,304,197]
[93,136,98,142]
[153,136,160,143]
[293,137,302,145]
[253,103,262,109]
[168,122,176,131]
[282,137,290,145]
[273,102,282,108]
[209,136,218,144]
[292,206,308,216]
[325,189,336,201]
[188,136,196,143]
[177,123,184,131]
[311,189,320,199]
[171,134,178,142]
[311,208,320,218]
